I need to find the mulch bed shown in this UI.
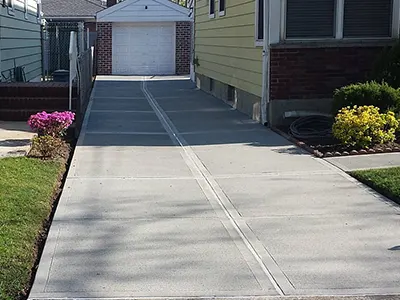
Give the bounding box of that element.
[272,126,400,158]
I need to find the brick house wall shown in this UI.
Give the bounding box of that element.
[175,21,192,75]
[270,46,384,101]
[96,22,112,75]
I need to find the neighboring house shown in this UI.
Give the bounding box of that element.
[41,0,106,74]
[96,0,192,75]
[194,0,399,126]
[41,0,106,35]
[0,0,43,82]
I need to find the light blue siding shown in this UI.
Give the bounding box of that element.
[0,0,42,82]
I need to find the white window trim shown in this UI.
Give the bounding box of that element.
[219,0,225,16]
[392,0,400,38]
[280,0,400,41]
[209,0,215,18]
[37,0,42,23]
[24,0,29,19]
[255,0,263,46]
[7,0,15,15]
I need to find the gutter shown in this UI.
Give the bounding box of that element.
[260,0,270,126]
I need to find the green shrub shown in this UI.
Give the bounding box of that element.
[332,105,399,149]
[332,81,400,114]
[30,135,65,158]
[371,40,400,88]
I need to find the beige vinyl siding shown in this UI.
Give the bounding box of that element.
[195,0,263,97]
[0,0,42,82]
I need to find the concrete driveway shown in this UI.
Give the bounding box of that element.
[29,76,400,299]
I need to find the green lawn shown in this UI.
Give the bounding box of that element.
[351,167,400,204]
[0,157,64,300]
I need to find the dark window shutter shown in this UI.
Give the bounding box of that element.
[258,0,264,40]
[344,0,392,38]
[286,0,335,38]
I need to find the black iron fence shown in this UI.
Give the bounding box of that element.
[75,48,95,136]
[43,21,88,77]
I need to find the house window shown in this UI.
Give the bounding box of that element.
[343,0,392,38]
[219,0,225,16]
[286,0,335,39]
[24,0,28,19]
[209,0,215,18]
[7,0,14,15]
[256,0,264,41]
[36,0,42,21]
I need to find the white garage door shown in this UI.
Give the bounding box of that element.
[112,23,175,75]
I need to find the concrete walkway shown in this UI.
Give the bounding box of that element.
[0,121,34,158]
[30,76,400,299]
[325,153,400,172]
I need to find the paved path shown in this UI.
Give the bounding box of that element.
[0,121,34,158]
[325,153,400,172]
[30,76,400,299]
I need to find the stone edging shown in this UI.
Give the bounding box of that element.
[270,127,400,158]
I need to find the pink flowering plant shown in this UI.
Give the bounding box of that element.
[28,111,75,137]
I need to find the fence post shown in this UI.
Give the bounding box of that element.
[69,31,78,111]
[87,28,90,50]
[78,22,85,52]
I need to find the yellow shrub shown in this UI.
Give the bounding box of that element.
[332,105,399,148]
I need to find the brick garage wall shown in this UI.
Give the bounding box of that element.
[270,46,384,101]
[97,22,112,75]
[176,22,192,75]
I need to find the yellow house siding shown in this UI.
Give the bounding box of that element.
[194,0,263,97]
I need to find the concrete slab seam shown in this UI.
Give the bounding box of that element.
[141,79,289,296]
[90,110,157,114]
[316,157,400,213]
[85,131,169,135]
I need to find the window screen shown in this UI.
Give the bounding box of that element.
[286,0,335,39]
[344,0,392,38]
[209,0,215,15]
[257,0,264,40]
[219,0,225,13]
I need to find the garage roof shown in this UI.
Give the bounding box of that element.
[97,0,192,22]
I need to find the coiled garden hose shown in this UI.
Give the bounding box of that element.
[289,115,334,140]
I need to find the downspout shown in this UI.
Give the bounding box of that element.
[260,0,270,126]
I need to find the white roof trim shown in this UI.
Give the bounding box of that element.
[97,0,192,22]
[97,0,139,19]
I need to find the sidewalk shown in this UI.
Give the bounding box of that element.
[325,153,400,171]
[0,121,34,158]
[29,76,400,299]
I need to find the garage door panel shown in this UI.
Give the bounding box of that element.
[112,23,175,75]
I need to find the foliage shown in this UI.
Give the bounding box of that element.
[332,105,399,148]
[371,40,400,88]
[28,111,75,137]
[332,81,400,114]
[0,157,63,300]
[351,167,400,204]
[30,135,65,159]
